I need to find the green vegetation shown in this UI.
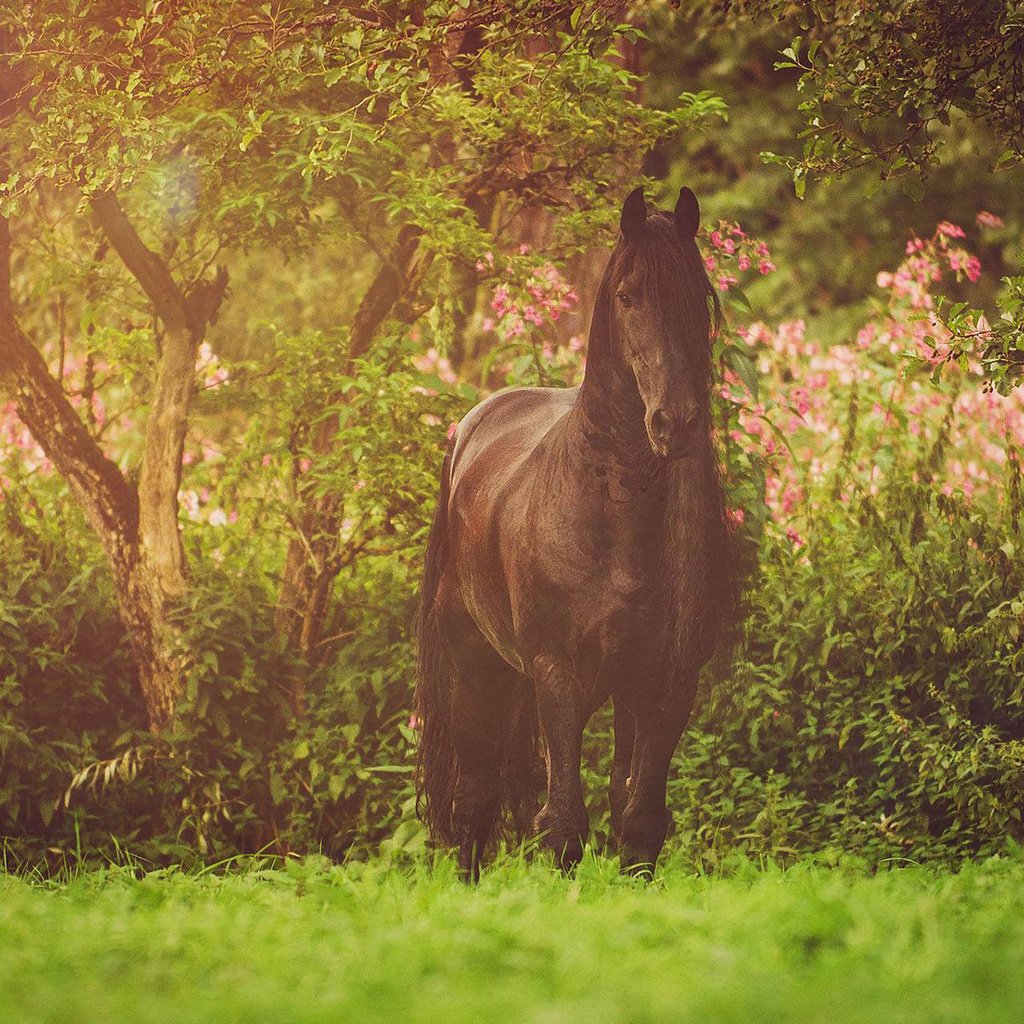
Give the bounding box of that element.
[3,854,1024,1024]
[2,6,1023,1017]
[0,3,1022,881]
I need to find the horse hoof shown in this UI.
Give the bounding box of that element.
[619,854,658,880]
[549,837,584,872]
[534,807,587,872]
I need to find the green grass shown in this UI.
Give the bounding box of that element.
[2,852,1024,1024]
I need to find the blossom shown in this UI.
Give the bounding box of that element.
[976,211,1004,229]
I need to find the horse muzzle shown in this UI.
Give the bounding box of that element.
[645,406,702,460]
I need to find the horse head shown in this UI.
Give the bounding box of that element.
[612,186,717,460]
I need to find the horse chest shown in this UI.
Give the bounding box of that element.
[521,531,666,664]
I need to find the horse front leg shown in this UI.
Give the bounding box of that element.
[532,653,588,871]
[619,684,696,876]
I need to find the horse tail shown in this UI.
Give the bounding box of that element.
[415,447,458,845]
[499,679,541,842]
[415,438,541,850]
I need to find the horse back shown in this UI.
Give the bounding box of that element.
[442,386,576,668]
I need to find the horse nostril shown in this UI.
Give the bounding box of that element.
[650,409,670,438]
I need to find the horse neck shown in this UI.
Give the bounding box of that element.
[566,306,732,671]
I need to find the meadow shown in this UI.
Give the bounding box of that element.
[4,853,1024,1024]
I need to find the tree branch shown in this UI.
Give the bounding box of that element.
[90,191,192,335]
[0,215,137,549]
[348,222,425,361]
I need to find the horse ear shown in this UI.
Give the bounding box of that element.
[674,187,700,239]
[620,187,647,242]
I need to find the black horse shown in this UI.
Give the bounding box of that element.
[416,187,739,878]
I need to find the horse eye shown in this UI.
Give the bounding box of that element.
[616,291,632,309]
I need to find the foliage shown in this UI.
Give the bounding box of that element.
[2,4,1024,875]
[757,1,1024,184]
[661,2,1024,390]
[5,212,1024,870]
[662,215,1024,866]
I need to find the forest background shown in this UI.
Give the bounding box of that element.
[1,0,1023,873]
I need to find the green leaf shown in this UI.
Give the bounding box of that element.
[727,347,760,401]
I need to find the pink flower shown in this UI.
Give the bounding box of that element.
[936,221,966,239]
[491,285,510,313]
[976,211,1003,229]
[758,260,776,275]
[965,256,981,282]
[737,255,750,272]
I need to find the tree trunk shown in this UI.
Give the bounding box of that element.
[0,202,226,732]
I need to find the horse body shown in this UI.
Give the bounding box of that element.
[416,187,737,878]
[448,386,716,700]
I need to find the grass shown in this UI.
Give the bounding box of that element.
[2,850,1024,1024]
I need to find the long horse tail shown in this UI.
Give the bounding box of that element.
[415,447,459,845]
[415,443,541,850]
[499,680,541,842]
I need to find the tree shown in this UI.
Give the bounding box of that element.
[0,0,722,728]
[673,0,1024,391]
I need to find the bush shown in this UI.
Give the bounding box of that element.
[2,219,1023,872]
